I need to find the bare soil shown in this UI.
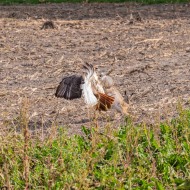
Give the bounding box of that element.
[0,3,190,134]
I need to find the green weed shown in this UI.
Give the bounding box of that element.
[0,101,190,189]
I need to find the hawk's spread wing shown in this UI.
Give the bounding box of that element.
[55,63,115,112]
[55,75,83,100]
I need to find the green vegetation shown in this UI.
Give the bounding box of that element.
[0,0,189,5]
[0,100,190,189]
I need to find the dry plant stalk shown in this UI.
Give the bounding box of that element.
[3,162,11,189]
[19,98,30,190]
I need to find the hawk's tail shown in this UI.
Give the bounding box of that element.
[95,92,114,111]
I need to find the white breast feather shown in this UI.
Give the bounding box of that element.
[81,63,105,106]
[93,72,104,93]
[81,77,97,106]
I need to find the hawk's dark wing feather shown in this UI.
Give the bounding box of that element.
[55,75,84,100]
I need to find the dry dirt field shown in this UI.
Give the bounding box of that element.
[0,3,190,134]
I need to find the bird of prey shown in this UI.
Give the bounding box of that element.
[55,63,128,115]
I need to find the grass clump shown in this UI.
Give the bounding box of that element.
[0,103,190,189]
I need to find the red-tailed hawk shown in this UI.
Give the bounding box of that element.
[55,63,128,114]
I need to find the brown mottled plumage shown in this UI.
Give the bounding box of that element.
[95,92,115,111]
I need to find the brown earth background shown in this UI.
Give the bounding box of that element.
[0,3,190,134]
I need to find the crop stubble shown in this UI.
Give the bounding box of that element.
[0,3,190,134]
